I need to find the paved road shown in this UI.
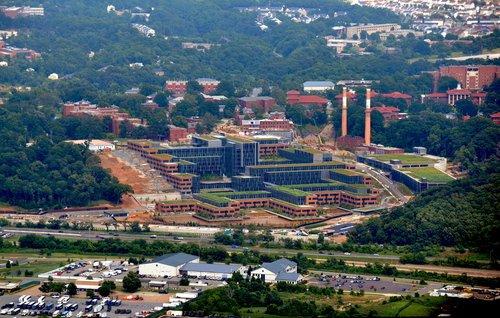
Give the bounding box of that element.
[4,227,499,279]
[356,162,408,204]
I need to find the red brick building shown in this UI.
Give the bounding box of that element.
[372,106,407,123]
[164,78,220,95]
[380,91,412,105]
[490,112,500,125]
[238,97,277,113]
[287,90,329,106]
[437,65,499,91]
[63,101,146,135]
[168,125,188,142]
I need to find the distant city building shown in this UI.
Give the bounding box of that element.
[372,106,407,123]
[324,37,362,53]
[345,23,401,39]
[436,65,499,91]
[62,100,146,135]
[0,6,44,18]
[164,78,220,95]
[286,90,329,106]
[132,24,155,37]
[303,81,335,92]
[181,42,219,52]
[168,125,188,142]
[237,96,277,113]
[0,40,40,60]
[422,85,487,106]
[65,140,116,152]
[490,112,500,125]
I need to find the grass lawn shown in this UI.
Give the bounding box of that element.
[402,167,454,183]
[0,259,64,279]
[360,296,445,317]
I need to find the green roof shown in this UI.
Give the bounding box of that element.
[272,186,311,197]
[369,154,436,165]
[249,161,344,169]
[226,135,254,143]
[401,167,454,183]
[196,193,233,205]
[197,134,219,141]
[332,169,365,176]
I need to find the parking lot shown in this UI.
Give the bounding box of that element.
[39,261,137,282]
[310,274,418,294]
[0,294,166,318]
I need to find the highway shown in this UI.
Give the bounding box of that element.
[356,162,409,204]
[3,227,500,278]
[2,227,399,263]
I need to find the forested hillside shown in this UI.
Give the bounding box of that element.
[0,91,131,209]
[349,161,500,254]
[1,0,497,95]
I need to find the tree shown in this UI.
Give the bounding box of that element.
[153,92,169,107]
[129,222,142,233]
[456,99,477,117]
[122,271,141,293]
[98,281,116,297]
[179,277,190,286]
[317,233,325,245]
[86,290,95,298]
[438,76,459,93]
[66,282,77,296]
[187,81,202,94]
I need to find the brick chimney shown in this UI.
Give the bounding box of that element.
[364,88,372,145]
[341,87,348,137]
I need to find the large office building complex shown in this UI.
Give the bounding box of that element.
[128,134,382,220]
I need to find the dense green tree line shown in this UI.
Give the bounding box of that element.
[1,0,497,95]
[0,91,131,209]
[349,161,500,256]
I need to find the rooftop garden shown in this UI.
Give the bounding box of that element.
[226,135,254,143]
[271,186,311,197]
[150,153,173,161]
[195,193,233,206]
[250,161,344,169]
[369,154,436,165]
[332,169,364,176]
[402,167,454,183]
[197,134,219,141]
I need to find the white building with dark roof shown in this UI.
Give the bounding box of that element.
[179,263,243,280]
[139,253,199,278]
[303,81,335,92]
[250,258,302,284]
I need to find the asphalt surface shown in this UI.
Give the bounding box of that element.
[3,227,499,279]
[0,295,164,318]
[356,162,408,204]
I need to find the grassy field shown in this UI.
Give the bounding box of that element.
[359,296,445,317]
[0,258,64,280]
[403,167,454,183]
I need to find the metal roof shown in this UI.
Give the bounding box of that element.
[303,81,335,87]
[180,262,241,274]
[276,272,301,282]
[261,258,296,274]
[149,253,198,267]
